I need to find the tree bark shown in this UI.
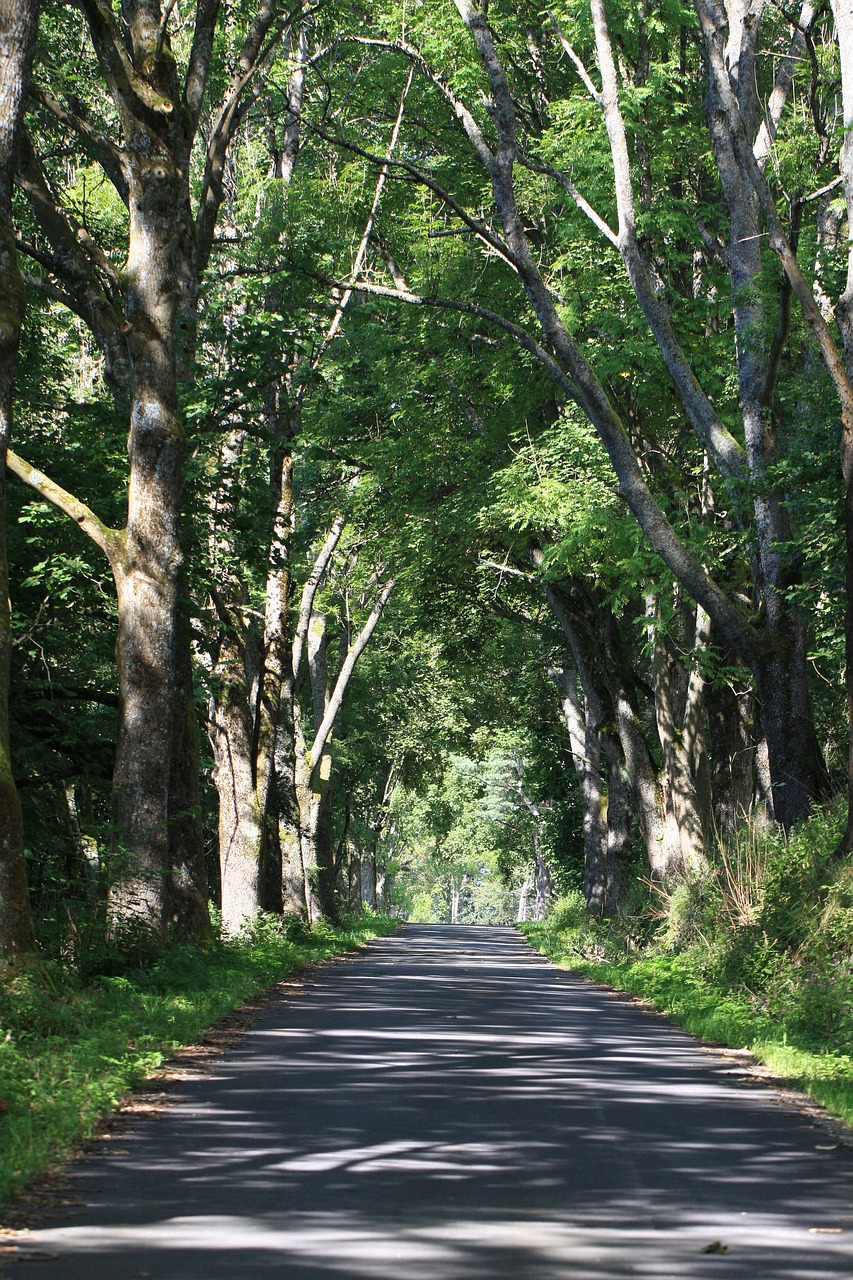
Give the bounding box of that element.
[106,25,205,932]
[647,594,707,876]
[827,0,853,854]
[0,0,39,958]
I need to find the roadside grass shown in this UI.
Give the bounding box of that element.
[522,804,853,1130]
[0,912,398,1213]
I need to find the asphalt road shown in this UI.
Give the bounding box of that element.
[7,924,853,1279]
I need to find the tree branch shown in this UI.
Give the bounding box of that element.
[292,514,346,680]
[7,449,122,569]
[308,577,396,779]
[696,0,853,460]
[30,85,128,203]
[196,0,289,272]
[588,0,746,480]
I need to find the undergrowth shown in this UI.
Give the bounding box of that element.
[0,911,398,1214]
[522,802,853,1128]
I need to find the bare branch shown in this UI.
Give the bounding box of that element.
[696,0,853,460]
[518,153,618,247]
[339,34,495,170]
[15,131,129,387]
[196,0,288,269]
[753,2,817,169]
[588,0,746,480]
[548,12,602,104]
[308,578,396,778]
[292,515,346,681]
[308,272,578,400]
[185,0,221,124]
[306,119,514,266]
[306,66,415,377]
[7,449,122,569]
[30,86,127,202]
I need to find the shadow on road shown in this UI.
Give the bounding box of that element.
[11,925,853,1279]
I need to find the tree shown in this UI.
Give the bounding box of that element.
[320,0,833,828]
[0,0,40,957]
[9,0,294,935]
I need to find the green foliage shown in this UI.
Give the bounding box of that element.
[524,804,853,1127]
[0,913,398,1211]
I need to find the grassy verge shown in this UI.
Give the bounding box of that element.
[0,912,398,1213]
[522,807,853,1130]
[523,925,853,1126]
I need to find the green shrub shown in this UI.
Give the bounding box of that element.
[523,801,853,1129]
[0,912,399,1213]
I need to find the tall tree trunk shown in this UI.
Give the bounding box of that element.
[212,623,263,935]
[603,735,632,909]
[554,662,607,911]
[532,822,552,922]
[516,871,533,923]
[647,595,707,876]
[107,112,202,933]
[827,0,853,854]
[0,0,39,957]
[9,0,289,936]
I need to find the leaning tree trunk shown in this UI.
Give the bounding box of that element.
[0,0,39,958]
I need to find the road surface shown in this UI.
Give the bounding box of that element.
[6,924,853,1278]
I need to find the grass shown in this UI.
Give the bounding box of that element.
[522,805,853,1130]
[0,911,399,1214]
[523,914,853,1126]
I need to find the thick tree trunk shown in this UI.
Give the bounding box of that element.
[706,668,755,834]
[603,736,632,909]
[107,170,199,932]
[212,627,263,935]
[102,3,209,937]
[0,0,40,957]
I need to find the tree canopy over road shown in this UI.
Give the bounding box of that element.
[2,0,853,952]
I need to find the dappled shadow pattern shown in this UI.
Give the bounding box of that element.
[10,925,853,1278]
